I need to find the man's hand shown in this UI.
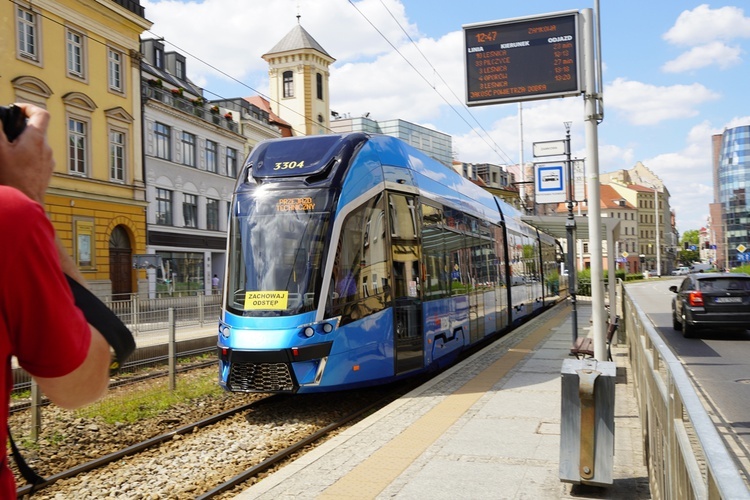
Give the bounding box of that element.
[0,103,54,204]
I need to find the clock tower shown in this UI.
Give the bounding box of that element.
[262,19,335,136]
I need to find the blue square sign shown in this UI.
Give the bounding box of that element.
[534,164,566,204]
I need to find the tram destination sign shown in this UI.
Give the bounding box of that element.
[463,12,582,106]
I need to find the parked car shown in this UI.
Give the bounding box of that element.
[689,263,712,273]
[670,273,750,338]
[672,266,690,276]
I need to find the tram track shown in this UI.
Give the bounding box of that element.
[16,395,274,498]
[14,384,414,499]
[199,390,401,499]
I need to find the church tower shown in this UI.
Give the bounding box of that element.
[262,19,335,136]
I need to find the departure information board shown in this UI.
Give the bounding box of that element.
[464,12,581,106]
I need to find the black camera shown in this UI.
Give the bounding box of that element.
[0,104,27,142]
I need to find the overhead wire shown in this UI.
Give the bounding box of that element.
[371,0,516,165]
[13,0,518,163]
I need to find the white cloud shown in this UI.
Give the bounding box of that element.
[142,0,416,98]
[662,41,742,72]
[330,30,464,123]
[645,120,715,232]
[723,116,750,130]
[606,78,720,125]
[663,4,750,46]
[598,144,635,172]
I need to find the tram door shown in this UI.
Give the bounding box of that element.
[389,193,423,375]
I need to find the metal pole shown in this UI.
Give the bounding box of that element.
[168,307,176,391]
[582,8,606,361]
[565,121,578,343]
[31,380,41,442]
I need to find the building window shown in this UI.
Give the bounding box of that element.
[108,48,123,92]
[316,72,323,100]
[175,59,184,80]
[109,130,125,182]
[17,7,38,61]
[156,188,172,225]
[283,70,294,98]
[66,29,85,78]
[183,194,198,228]
[68,118,87,175]
[206,198,219,231]
[155,122,171,160]
[206,140,218,173]
[154,46,163,69]
[181,132,196,167]
[226,147,238,178]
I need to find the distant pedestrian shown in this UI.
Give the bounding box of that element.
[212,274,220,293]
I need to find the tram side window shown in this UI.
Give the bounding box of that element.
[444,208,469,295]
[493,224,507,288]
[331,194,390,325]
[422,204,449,300]
[476,221,497,288]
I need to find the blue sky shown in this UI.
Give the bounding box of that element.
[141,1,750,234]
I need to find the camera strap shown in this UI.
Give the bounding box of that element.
[64,275,135,371]
[8,279,135,494]
[8,426,46,492]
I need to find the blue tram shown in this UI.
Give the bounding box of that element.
[218,133,564,393]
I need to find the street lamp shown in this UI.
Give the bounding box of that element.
[563,121,577,342]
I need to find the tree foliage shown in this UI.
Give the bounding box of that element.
[678,229,701,265]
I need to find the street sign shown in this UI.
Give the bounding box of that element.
[737,244,746,253]
[534,163,566,204]
[533,140,566,157]
[573,159,585,202]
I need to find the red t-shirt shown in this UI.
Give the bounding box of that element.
[0,186,91,495]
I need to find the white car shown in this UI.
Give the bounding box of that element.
[672,266,690,276]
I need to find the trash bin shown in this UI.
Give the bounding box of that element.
[559,358,615,486]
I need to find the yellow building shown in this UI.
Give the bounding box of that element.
[1,0,152,298]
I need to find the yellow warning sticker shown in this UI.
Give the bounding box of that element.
[244,291,289,310]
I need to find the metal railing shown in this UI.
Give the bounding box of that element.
[143,86,239,134]
[104,292,222,334]
[624,286,750,499]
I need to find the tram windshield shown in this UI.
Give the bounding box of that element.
[226,187,331,316]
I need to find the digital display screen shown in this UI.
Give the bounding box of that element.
[464,13,581,106]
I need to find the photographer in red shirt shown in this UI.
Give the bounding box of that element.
[0,103,112,495]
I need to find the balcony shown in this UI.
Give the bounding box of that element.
[144,85,239,134]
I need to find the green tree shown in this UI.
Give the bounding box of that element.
[678,229,700,265]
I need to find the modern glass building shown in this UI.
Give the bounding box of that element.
[711,125,750,269]
[330,116,453,167]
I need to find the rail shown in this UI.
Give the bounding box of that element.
[624,286,750,499]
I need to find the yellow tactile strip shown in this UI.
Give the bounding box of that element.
[319,304,571,499]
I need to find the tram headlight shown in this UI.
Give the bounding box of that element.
[321,322,333,334]
[303,326,315,338]
[219,325,230,339]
